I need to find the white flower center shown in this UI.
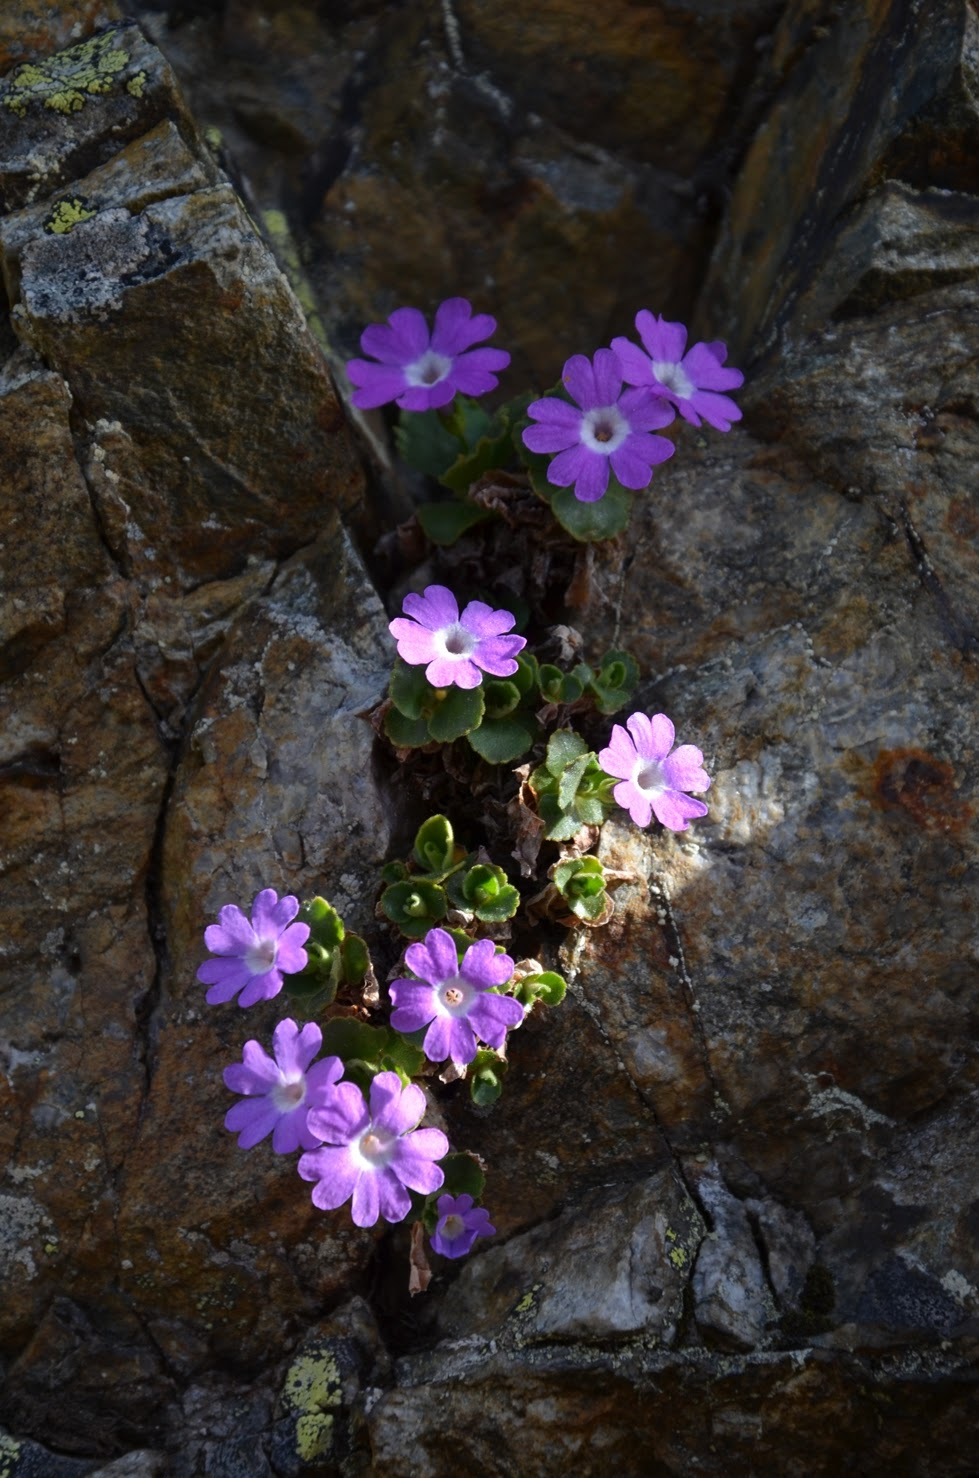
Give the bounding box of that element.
[244,937,278,975]
[272,1076,306,1113]
[441,1213,465,1240]
[436,622,477,660]
[405,349,452,388]
[439,975,474,1015]
[634,759,666,797]
[580,405,629,455]
[651,360,694,399]
[357,1127,395,1168]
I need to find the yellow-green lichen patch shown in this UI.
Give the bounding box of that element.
[0,1433,22,1478]
[44,196,98,235]
[126,71,148,99]
[281,1347,342,1463]
[2,33,131,118]
[514,1282,543,1316]
[665,1226,689,1270]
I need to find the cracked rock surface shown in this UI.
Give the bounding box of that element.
[2,3,979,1476]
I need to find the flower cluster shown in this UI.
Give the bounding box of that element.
[198,293,729,1284]
[345,297,742,520]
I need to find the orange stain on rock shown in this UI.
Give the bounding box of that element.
[871,747,972,834]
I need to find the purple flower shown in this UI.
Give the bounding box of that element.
[197,888,310,1007]
[389,584,525,690]
[389,927,522,1070]
[598,712,711,831]
[430,1193,496,1259]
[345,297,510,411]
[223,1019,344,1153]
[522,348,675,503]
[611,312,744,432]
[299,1071,449,1228]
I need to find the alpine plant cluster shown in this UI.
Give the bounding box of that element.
[199,295,736,1276]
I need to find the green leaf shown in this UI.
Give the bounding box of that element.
[394,408,463,478]
[427,683,485,742]
[557,751,592,811]
[380,879,447,938]
[298,896,345,950]
[440,392,534,493]
[468,715,536,764]
[381,860,410,886]
[383,707,431,749]
[389,658,432,721]
[588,648,641,714]
[516,970,567,1007]
[283,970,339,1009]
[319,1019,426,1080]
[550,477,633,542]
[437,1151,487,1200]
[447,863,521,922]
[545,729,590,775]
[482,679,521,720]
[340,933,370,983]
[412,814,457,879]
[538,664,584,704]
[511,650,539,699]
[416,500,494,546]
[470,1049,506,1106]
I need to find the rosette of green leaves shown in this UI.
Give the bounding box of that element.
[385,652,541,764]
[550,855,614,926]
[289,897,370,1007]
[380,816,472,938]
[574,649,640,715]
[445,861,520,923]
[529,729,618,841]
[396,393,534,547]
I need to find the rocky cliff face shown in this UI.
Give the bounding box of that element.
[1,4,977,1476]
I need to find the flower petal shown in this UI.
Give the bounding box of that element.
[471,634,524,677]
[449,346,510,396]
[467,991,524,1048]
[459,601,517,639]
[225,1098,279,1148]
[635,311,687,363]
[251,889,297,938]
[370,1072,425,1136]
[272,1018,321,1076]
[682,342,744,392]
[394,1128,449,1190]
[275,923,310,975]
[405,928,458,987]
[626,711,674,760]
[598,724,639,779]
[362,306,429,363]
[402,585,459,630]
[461,938,515,989]
[560,353,599,409]
[351,1169,382,1227]
[307,1081,369,1144]
[300,1146,360,1211]
[390,979,439,1033]
[613,777,652,827]
[662,744,711,793]
[651,790,709,831]
[609,336,654,386]
[425,655,483,688]
[389,617,439,667]
[430,298,492,356]
[346,361,408,409]
[590,347,624,407]
[204,905,254,955]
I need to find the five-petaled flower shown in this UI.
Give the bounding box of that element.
[197,888,310,1007]
[389,584,525,690]
[389,927,523,1070]
[299,1071,449,1228]
[522,348,675,503]
[611,312,744,432]
[430,1193,496,1259]
[598,712,711,831]
[345,297,510,411]
[223,1020,344,1153]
